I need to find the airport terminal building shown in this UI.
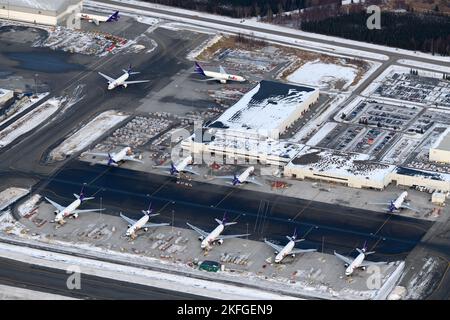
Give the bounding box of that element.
[429,128,450,164]
[182,80,319,166]
[0,0,83,26]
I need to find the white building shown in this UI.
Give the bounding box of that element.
[0,0,83,26]
[284,147,396,190]
[0,88,13,105]
[429,128,450,164]
[181,81,319,166]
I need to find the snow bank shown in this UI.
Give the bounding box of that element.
[49,110,129,161]
[0,188,29,211]
[0,97,62,148]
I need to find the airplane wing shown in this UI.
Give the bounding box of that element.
[44,197,65,212]
[197,77,221,82]
[186,222,209,238]
[247,178,263,186]
[153,165,172,169]
[369,202,390,206]
[73,208,105,214]
[219,65,227,74]
[98,72,115,83]
[143,222,170,228]
[264,240,284,252]
[85,152,109,158]
[219,233,250,240]
[214,175,235,179]
[400,204,419,212]
[123,156,144,163]
[123,80,151,85]
[181,167,199,175]
[334,251,354,265]
[360,260,387,267]
[291,248,317,254]
[120,213,137,225]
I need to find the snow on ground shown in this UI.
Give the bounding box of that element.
[306,122,337,146]
[404,257,439,299]
[287,59,357,90]
[398,59,450,74]
[87,0,388,61]
[0,92,49,127]
[96,0,448,63]
[17,194,41,217]
[0,97,62,148]
[49,110,129,161]
[0,241,299,300]
[0,188,29,211]
[0,284,76,300]
[187,33,222,60]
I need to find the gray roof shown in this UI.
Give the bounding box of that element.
[0,0,75,12]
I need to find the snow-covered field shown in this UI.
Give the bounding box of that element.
[17,194,41,217]
[0,188,29,211]
[0,97,62,148]
[0,92,49,127]
[49,110,129,161]
[287,59,357,90]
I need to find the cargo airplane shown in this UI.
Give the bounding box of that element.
[45,186,104,225]
[187,214,250,250]
[215,166,262,186]
[78,11,120,25]
[334,243,386,276]
[370,191,418,213]
[87,146,143,166]
[264,230,317,263]
[154,155,199,176]
[194,62,246,84]
[98,65,150,90]
[120,203,169,239]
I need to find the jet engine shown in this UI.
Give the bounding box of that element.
[144,227,149,232]
[216,239,224,245]
[198,236,204,241]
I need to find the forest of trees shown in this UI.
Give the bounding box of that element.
[301,11,450,56]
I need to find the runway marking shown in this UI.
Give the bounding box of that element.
[213,189,234,208]
[87,166,111,186]
[157,200,173,214]
[291,190,321,221]
[149,179,170,197]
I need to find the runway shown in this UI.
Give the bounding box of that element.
[35,160,433,261]
[0,256,204,300]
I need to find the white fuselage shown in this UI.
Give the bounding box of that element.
[112,147,132,163]
[275,240,296,263]
[78,13,109,24]
[237,166,255,184]
[126,215,149,237]
[393,191,408,210]
[108,72,129,90]
[204,70,246,84]
[175,155,193,172]
[345,252,366,276]
[201,224,224,249]
[55,199,82,223]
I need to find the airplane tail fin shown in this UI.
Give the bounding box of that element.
[170,162,178,175]
[143,203,153,215]
[107,11,120,22]
[194,62,206,76]
[232,174,240,185]
[107,153,117,166]
[74,184,89,202]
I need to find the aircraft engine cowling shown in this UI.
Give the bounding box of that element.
[198,236,204,241]
[220,80,226,84]
[361,266,367,271]
[54,210,59,215]
[144,227,149,232]
[123,83,128,88]
[344,263,349,268]
[216,239,224,245]
[291,254,296,258]
[127,225,131,228]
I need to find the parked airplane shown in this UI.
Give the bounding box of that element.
[87,147,143,166]
[187,214,250,250]
[370,191,418,213]
[264,230,317,263]
[44,186,104,225]
[120,203,169,239]
[98,65,150,90]
[194,62,246,84]
[78,11,120,25]
[215,166,262,186]
[334,243,386,276]
[154,155,198,176]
